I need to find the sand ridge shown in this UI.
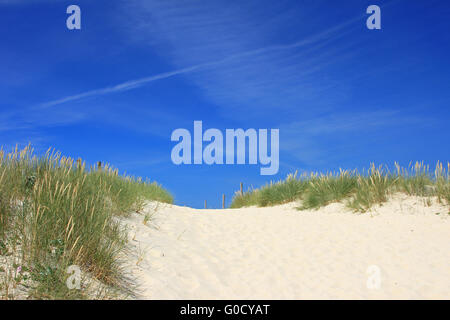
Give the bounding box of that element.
[122,196,449,299]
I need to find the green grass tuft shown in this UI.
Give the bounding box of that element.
[230,161,450,213]
[301,170,357,210]
[347,164,396,212]
[230,172,308,208]
[0,145,172,299]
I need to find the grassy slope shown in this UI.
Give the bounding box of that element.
[231,162,450,212]
[0,146,172,299]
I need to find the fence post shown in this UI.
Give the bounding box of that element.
[97,161,102,171]
[240,182,243,196]
[76,158,81,169]
[222,194,225,209]
[204,200,207,209]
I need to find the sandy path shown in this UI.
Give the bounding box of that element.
[123,195,449,299]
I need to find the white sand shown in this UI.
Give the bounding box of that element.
[122,195,450,299]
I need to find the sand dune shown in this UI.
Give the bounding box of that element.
[122,195,449,299]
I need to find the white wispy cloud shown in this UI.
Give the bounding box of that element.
[279,109,433,166]
[117,0,367,118]
[37,65,204,109]
[37,0,365,111]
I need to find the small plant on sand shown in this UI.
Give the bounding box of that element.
[143,212,152,226]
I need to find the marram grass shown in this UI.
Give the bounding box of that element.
[231,162,450,212]
[0,145,172,299]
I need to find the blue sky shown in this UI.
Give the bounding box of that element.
[1,0,449,208]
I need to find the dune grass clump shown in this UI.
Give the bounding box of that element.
[0,145,172,299]
[347,165,396,212]
[230,172,308,208]
[230,162,450,213]
[88,170,173,216]
[258,172,308,207]
[435,162,450,204]
[395,162,434,197]
[300,170,357,210]
[230,189,260,208]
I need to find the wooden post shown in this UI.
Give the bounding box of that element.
[76,158,81,169]
[240,182,243,196]
[97,161,102,171]
[204,200,207,209]
[222,194,225,209]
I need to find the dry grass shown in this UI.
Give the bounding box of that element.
[231,162,450,213]
[0,145,172,299]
